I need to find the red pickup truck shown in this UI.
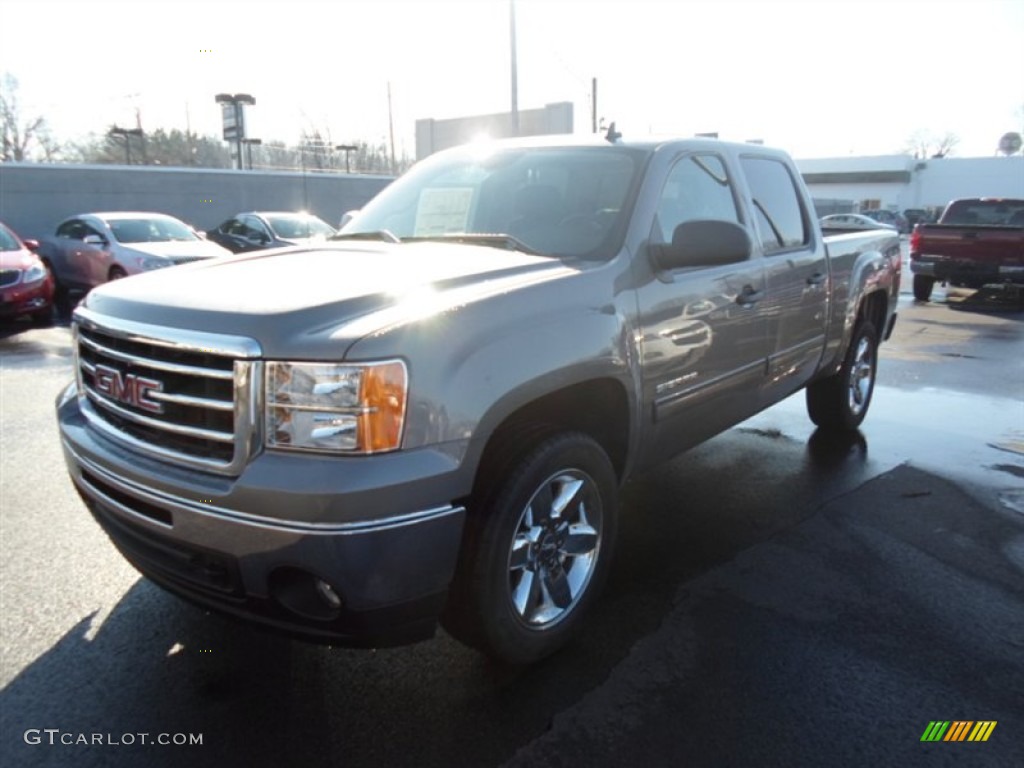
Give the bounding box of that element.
[909,198,1024,301]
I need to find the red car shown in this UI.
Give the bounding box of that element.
[0,221,56,324]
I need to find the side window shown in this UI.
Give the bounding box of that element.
[223,218,244,235]
[653,154,740,244]
[740,156,809,253]
[57,220,84,239]
[241,216,268,239]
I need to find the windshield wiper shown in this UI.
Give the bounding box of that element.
[403,233,542,255]
[329,229,401,244]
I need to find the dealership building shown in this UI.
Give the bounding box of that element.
[795,154,1024,216]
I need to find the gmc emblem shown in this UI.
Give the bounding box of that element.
[93,363,165,414]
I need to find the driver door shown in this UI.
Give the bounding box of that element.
[635,152,769,467]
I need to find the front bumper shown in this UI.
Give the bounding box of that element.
[58,382,468,647]
[0,282,53,318]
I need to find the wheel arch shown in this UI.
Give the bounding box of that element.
[466,376,633,510]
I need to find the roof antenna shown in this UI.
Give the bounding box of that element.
[604,121,621,143]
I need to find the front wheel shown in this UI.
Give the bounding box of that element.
[806,321,878,431]
[442,432,618,664]
[913,275,935,302]
[108,266,127,281]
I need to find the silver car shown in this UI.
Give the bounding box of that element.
[35,212,232,296]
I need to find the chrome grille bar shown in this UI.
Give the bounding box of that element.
[72,308,263,476]
[78,333,235,380]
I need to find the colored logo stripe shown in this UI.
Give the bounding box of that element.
[920,721,996,742]
[944,721,972,741]
[968,722,997,742]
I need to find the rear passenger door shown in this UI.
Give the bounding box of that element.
[740,155,828,402]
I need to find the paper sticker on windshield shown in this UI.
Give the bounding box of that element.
[414,188,474,236]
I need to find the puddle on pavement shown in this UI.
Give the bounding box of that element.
[744,385,1024,491]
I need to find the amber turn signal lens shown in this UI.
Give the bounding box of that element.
[358,361,408,452]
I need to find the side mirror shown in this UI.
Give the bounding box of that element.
[82,234,107,246]
[23,238,40,251]
[652,219,752,271]
[339,210,359,229]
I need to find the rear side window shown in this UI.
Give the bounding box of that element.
[740,157,809,253]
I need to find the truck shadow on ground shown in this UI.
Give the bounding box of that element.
[0,426,873,768]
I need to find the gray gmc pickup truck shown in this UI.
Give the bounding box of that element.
[57,136,900,663]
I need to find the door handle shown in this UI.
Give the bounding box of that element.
[806,272,827,286]
[736,286,764,306]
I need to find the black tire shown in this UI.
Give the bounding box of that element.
[30,305,54,326]
[108,266,127,281]
[442,432,618,664]
[806,321,878,432]
[913,275,934,302]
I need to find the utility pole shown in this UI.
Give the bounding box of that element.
[591,78,597,133]
[510,0,519,137]
[387,82,397,175]
[135,107,148,164]
[185,101,196,165]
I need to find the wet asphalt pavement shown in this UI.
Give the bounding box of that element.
[1,277,1022,767]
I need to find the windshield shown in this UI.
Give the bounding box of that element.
[342,144,648,259]
[266,214,336,239]
[0,225,21,251]
[106,217,198,243]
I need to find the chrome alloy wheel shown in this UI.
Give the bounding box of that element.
[506,469,602,629]
[847,335,875,417]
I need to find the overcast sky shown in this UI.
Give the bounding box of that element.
[2,0,1022,159]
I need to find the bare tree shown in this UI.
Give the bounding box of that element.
[904,130,960,159]
[1,73,52,161]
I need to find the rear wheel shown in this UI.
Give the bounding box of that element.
[442,432,618,664]
[912,275,934,302]
[806,321,878,431]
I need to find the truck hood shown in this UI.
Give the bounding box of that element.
[83,241,579,356]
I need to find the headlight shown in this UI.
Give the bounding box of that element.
[138,257,174,271]
[23,263,47,283]
[266,361,408,454]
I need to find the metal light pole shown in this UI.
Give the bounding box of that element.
[334,144,357,174]
[241,138,262,171]
[108,126,143,164]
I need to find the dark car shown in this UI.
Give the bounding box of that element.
[0,221,55,324]
[206,212,337,253]
[902,208,936,229]
[861,209,908,233]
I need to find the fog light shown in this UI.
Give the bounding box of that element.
[316,578,342,609]
[268,567,343,621]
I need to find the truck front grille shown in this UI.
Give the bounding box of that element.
[73,310,262,475]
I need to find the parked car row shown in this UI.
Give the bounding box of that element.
[0,210,337,324]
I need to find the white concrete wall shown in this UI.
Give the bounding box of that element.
[907,157,1024,209]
